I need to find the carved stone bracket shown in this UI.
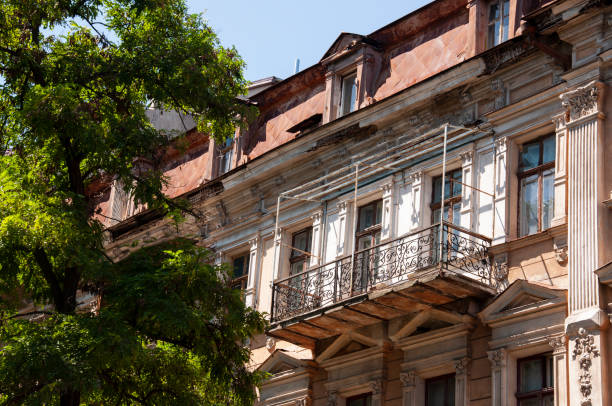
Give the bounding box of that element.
[369,380,383,396]
[492,253,509,292]
[327,391,337,406]
[560,81,602,123]
[572,328,600,406]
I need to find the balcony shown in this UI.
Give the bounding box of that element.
[268,222,497,346]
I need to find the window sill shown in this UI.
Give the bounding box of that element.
[489,223,567,255]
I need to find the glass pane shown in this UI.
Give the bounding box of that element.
[347,396,371,406]
[452,202,461,226]
[542,135,556,164]
[433,208,441,224]
[488,25,496,48]
[451,170,462,197]
[358,236,372,251]
[341,73,357,116]
[545,355,554,388]
[519,399,540,406]
[433,176,442,203]
[542,169,554,231]
[494,20,501,46]
[433,170,462,204]
[521,141,540,171]
[520,174,539,236]
[292,229,311,257]
[520,358,543,392]
[233,254,249,278]
[503,0,510,16]
[489,3,499,21]
[358,201,382,231]
[426,378,446,406]
[502,16,509,42]
[290,260,305,275]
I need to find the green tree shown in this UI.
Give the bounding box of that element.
[0,0,265,404]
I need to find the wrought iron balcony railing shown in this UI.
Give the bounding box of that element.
[270,222,493,323]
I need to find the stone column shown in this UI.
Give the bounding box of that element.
[380,182,394,241]
[548,335,568,406]
[400,371,422,406]
[244,236,259,308]
[560,80,609,406]
[310,210,323,267]
[454,357,470,406]
[323,71,336,124]
[460,150,475,231]
[551,113,568,227]
[487,348,507,406]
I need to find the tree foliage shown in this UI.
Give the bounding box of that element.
[0,0,265,404]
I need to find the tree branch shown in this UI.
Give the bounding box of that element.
[32,248,65,312]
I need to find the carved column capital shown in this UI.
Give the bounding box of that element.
[455,357,471,375]
[460,150,474,165]
[560,81,604,123]
[400,371,417,388]
[494,136,507,152]
[248,236,259,251]
[380,182,393,197]
[407,171,422,185]
[337,200,348,212]
[369,380,383,395]
[548,334,566,354]
[274,227,283,244]
[311,210,323,224]
[487,348,507,368]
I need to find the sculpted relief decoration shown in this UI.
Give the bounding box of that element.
[572,328,600,406]
[560,81,601,123]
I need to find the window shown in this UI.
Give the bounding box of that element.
[346,393,371,406]
[290,227,313,276]
[218,137,233,175]
[231,253,250,290]
[518,134,555,236]
[516,354,554,405]
[339,72,357,117]
[487,0,510,48]
[425,374,455,406]
[356,200,383,251]
[431,168,462,226]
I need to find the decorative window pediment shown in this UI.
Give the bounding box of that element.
[479,279,566,326]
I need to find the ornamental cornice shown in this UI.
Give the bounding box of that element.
[560,81,603,123]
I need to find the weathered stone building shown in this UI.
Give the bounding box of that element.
[99,0,612,405]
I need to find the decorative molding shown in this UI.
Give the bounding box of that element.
[460,150,474,165]
[400,371,417,388]
[266,337,276,353]
[249,237,258,250]
[311,210,323,223]
[369,380,382,395]
[494,136,507,151]
[454,357,471,375]
[337,201,348,211]
[484,42,526,73]
[295,398,308,406]
[560,81,601,123]
[380,182,393,196]
[490,79,507,110]
[487,348,507,368]
[572,328,600,406]
[548,334,566,354]
[492,254,509,292]
[407,171,422,184]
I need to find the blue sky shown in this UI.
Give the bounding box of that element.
[187,0,431,82]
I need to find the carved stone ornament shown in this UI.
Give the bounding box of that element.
[555,246,568,264]
[400,371,417,388]
[407,171,422,184]
[492,254,509,292]
[454,357,471,375]
[560,81,601,123]
[369,380,382,395]
[572,328,600,406]
[487,348,506,368]
[265,337,276,352]
[548,335,566,354]
[295,398,308,406]
[460,150,474,165]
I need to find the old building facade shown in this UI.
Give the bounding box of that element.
[100,0,612,405]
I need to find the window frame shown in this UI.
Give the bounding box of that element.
[425,373,456,406]
[339,71,358,117]
[289,227,313,276]
[517,134,555,237]
[430,168,463,225]
[346,393,372,406]
[487,0,510,48]
[355,199,383,251]
[230,252,250,291]
[515,353,554,405]
[218,137,234,176]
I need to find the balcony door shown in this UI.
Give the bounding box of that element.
[354,200,382,293]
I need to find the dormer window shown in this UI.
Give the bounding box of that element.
[339,72,358,117]
[487,0,509,48]
[218,137,233,175]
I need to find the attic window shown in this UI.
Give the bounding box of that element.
[339,72,358,117]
